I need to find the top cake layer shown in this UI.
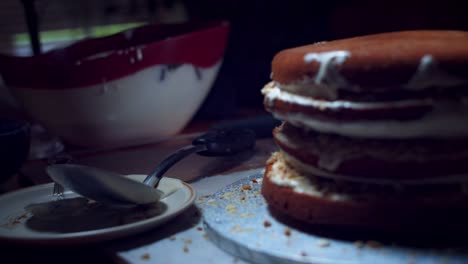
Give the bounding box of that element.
[271,30,468,98]
[264,30,468,139]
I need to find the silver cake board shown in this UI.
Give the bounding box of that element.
[199,173,468,264]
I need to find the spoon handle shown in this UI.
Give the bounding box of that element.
[143,144,208,188]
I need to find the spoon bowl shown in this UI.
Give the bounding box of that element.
[47,165,164,207]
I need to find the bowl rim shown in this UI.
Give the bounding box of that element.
[1,20,230,90]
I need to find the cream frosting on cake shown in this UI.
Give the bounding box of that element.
[263,83,468,139]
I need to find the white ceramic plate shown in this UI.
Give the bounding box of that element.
[0,175,195,245]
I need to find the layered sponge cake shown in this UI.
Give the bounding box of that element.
[261,30,468,231]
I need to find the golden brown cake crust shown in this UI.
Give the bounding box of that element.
[271,30,468,89]
[261,153,468,231]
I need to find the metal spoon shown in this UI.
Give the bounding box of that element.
[46,128,256,207]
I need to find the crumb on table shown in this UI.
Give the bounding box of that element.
[225,204,238,214]
[241,184,252,191]
[366,240,383,248]
[141,253,150,260]
[316,239,331,247]
[354,240,364,248]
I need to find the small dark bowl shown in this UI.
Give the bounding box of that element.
[0,120,30,183]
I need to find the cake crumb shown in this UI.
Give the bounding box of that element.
[241,184,252,191]
[141,253,150,260]
[207,199,218,206]
[317,239,331,247]
[252,179,258,183]
[225,204,238,214]
[197,195,211,202]
[169,236,176,241]
[367,240,383,248]
[284,228,292,236]
[240,196,246,201]
[231,225,254,233]
[354,240,365,248]
[2,212,29,229]
[202,233,208,239]
[197,227,203,231]
[223,192,235,198]
[240,212,254,219]
[300,251,308,257]
[263,220,272,228]
[184,238,193,244]
[183,245,189,253]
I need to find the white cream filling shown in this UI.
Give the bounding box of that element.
[267,153,350,201]
[263,85,434,110]
[263,85,468,139]
[275,129,344,171]
[303,50,351,88]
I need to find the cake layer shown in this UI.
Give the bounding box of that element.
[271,30,468,93]
[273,123,468,180]
[261,152,468,230]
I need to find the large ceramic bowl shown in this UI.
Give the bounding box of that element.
[1,21,229,148]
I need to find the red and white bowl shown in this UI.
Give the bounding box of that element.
[1,21,229,148]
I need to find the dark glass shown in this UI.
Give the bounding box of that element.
[0,120,30,183]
